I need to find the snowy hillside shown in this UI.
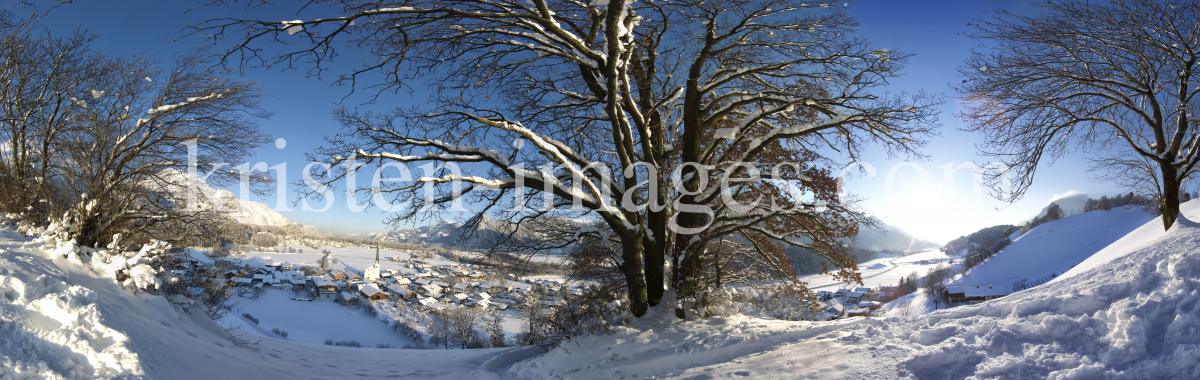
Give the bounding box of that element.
[951,205,1157,298]
[0,226,536,379]
[508,200,1200,379]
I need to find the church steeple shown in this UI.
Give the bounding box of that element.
[365,244,382,282]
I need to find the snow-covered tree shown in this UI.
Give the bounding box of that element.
[201,0,937,317]
[0,15,105,221]
[959,0,1200,230]
[1,15,273,248]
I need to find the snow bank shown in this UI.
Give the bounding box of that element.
[507,201,1200,379]
[0,253,143,378]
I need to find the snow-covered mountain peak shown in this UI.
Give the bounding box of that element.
[1033,190,1089,220]
[152,169,291,227]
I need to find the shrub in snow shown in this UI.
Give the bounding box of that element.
[271,328,289,338]
[243,313,260,325]
[391,320,424,343]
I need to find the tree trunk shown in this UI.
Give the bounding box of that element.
[621,238,649,317]
[644,198,667,306]
[1160,165,1181,230]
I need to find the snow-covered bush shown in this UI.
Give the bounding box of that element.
[391,320,424,343]
[271,328,289,338]
[516,285,632,350]
[745,284,820,321]
[91,238,172,292]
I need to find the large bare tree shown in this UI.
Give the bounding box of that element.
[200,0,937,317]
[0,15,103,221]
[959,0,1200,230]
[57,50,273,247]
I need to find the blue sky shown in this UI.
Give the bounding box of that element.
[25,0,1130,243]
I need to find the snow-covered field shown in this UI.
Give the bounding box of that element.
[221,289,414,347]
[800,249,954,290]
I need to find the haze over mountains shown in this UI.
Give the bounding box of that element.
[854,221,941,252]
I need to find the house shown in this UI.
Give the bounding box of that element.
[845,291,865,304]
[846,307,871,317]
[471,292,491,302]
[816,290,832,301]
[450,293,469,304]
[468,299,491,309]
[817,300,845,321]
[314,276,337,298]
[857,301,882,310]
[485,281,512,293]
[233,278,253,287]
[962,284,1006,305]
[452,282,471,293]
[394,277,412,286]
[359,283,387,301]
[418,297,441,309]
[223,270,243,279]
[342,293,359,305]
[386,284,412,298]
[854,287,871,294]
[252,268,272,276]
[419,283,443,296]
[947,286,966,304]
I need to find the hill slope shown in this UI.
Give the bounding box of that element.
[508,200,1200,379]
[950,205,1157,297]
[0,227,533,379]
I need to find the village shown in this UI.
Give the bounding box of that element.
[163,240,579,347]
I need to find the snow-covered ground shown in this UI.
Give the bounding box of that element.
[952,206,1156,294]
[6,199,1200,379]
[507,200,1200,379]
[0,228,538,379]
[800,249,954,290]
[221,289,414,347]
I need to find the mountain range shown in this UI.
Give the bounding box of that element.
[369,214,569,249]
[853,221,942,252]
